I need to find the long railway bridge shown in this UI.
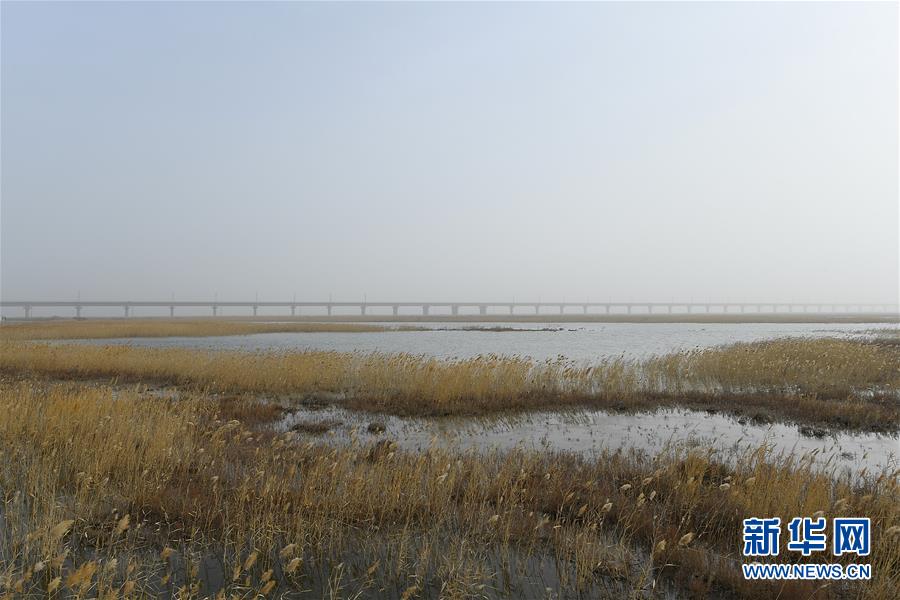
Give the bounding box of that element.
[1,300,898,319]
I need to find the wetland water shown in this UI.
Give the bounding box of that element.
[277,405,899,476]
[76,321,895,361]
[83,322,899,473]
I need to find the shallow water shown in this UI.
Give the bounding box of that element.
[276,406,899,476]
[69,322,899,474]
[74,321,894,361]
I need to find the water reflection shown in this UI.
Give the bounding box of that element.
[74,321,894,361]
[276,406,899,477]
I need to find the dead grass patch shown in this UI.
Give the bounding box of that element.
[2,337,897,431]
[0,384,896,598]
[0,319,417,340]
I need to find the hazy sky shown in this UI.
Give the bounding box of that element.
[2,1,898,305]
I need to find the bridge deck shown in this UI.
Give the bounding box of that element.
[2,300,897,318]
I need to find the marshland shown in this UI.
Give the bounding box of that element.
[1,320,898,598]
[4,2,900,598]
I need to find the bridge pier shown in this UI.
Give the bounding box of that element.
[24,305,31,319]
[327,305,332,316]
[169,305,175,318]
[291,305,296,317]
[361,304,366,316]
[627,305,632,314]
[213,305,218,317]
[392,305,399,316]
[123,305,130,318]
[422,305,429,316]
[252,305,258,317]
[451,304,459,316]
[479,305,487,316]
[76,305,82,318]
[583,305,589,314]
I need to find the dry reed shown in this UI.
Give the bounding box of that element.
[0,319,417,340]
[0,383,896,598]
[2,337,897,430]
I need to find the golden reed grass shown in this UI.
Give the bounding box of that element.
[1,384,897,598]
[2,337,897,430]
[645,338,900,396]
[0,319,415,340]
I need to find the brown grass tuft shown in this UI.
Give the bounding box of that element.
[0,383,897,598]
[2,336,897,430]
